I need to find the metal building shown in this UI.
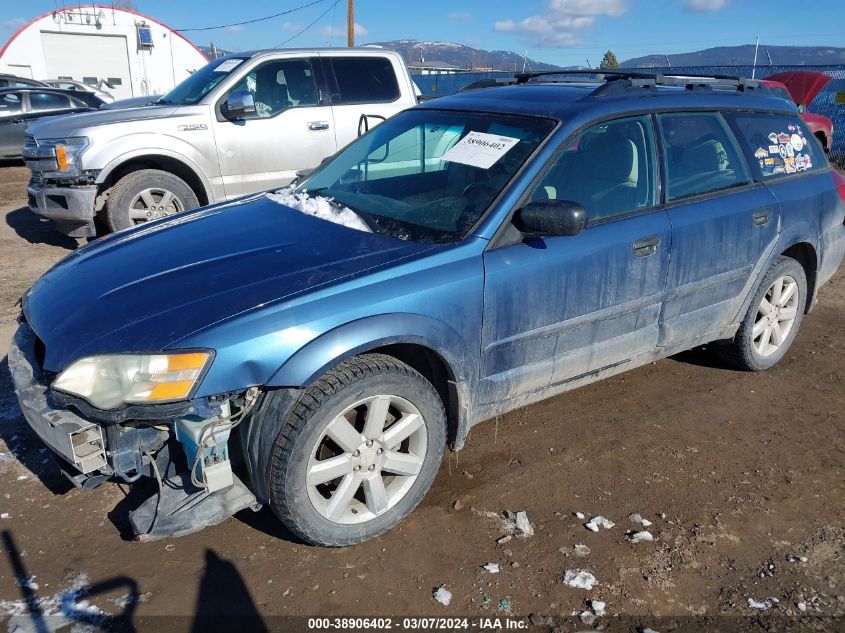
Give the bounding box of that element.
[0,5,208,100]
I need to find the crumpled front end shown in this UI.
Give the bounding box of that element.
[7,321,262,540]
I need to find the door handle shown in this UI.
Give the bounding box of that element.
[632,235,661,258]
[308,121,330,131]
[753,209,772,225]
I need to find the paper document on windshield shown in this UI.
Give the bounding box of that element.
[214,59,242,73]
[442,131,520,169]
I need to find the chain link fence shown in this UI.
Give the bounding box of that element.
[412,65,845,164]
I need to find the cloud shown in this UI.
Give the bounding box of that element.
[494,0,627,47]
[448,11,473,23]
[225,24,244,33]
[3,17,26,32]
[282,21,305,32]
[321,22,368,38]
[684,0,727,11]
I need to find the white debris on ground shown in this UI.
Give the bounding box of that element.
[629,512,653,527]
[573,544,591,557]
[1,513,9,519]
[15,576,39,591]
[562,569,597,590]
[515,511,534,536]
[747,597,778,611]
[16,475,28,481]
[642,628,661,633]
[574,511,585,520]
[496,535,512,545]
[579,611,596,625]
[0,571,102,633]
[797,601,807,612]
[584,515,615,532]
[628,530,655,543]
[433,586,452,606]
[590,599,606,616]
[483,563,500,574]
[266,186,371,233]
[473,509,517,534]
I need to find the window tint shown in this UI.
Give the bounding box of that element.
[330,57,400,104]
[531,115,658,223]
[726,112,824,179]
[29,92,72,112]
[658,113,750,201]
[229,58,317,119]
[0,93,22,115]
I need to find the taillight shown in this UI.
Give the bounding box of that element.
[835,170,845,203]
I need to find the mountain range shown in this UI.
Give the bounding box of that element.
[363,40,560,71]
[622,45,845,68]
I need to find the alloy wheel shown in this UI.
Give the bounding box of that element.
[128,187,183,224]
[753,274,799,357]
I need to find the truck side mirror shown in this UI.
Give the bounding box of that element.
[514,200,587,237]
[358,114,386,137]
[223,90,256,119]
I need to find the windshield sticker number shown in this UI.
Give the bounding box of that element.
[213,59,243,73]
[442,131,520,169]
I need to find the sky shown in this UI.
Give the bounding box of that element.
[2,0,844,66]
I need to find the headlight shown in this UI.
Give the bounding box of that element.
[25,137,89,177]
[53,352,211,410]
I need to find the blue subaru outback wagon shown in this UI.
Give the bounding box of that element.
[9,71,845,546]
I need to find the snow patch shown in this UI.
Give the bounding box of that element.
[266,187,371,233]
[629,512,653,527]
[747,597,778,611]
[585,515,615,532]
[562,569,597,590]
[515,511,534,536]
[483,563,500,573]
[628,530,654,543]
[433,586,452,606]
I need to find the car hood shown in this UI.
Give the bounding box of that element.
[23,195,435,372]
[26,104,186,138]
[765,71,832,108]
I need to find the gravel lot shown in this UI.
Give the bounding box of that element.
[0,164,843,632]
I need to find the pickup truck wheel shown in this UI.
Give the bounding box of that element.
[265,354,446,546]
[715,256,806,371]
[106,169,199,232]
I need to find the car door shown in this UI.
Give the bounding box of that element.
[656,112,780,349]
[0,92,26,158]
[213,57,337,198]
[479,115,671,406]
[322,55,406,152]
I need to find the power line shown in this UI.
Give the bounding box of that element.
[174,0,330,32]
[275,0,342,47]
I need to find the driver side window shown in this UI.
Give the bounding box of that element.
[230,58,318,119]
[532,115,658,224]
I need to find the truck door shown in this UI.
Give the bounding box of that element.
[214,57,337,198]
[321,55,408,152]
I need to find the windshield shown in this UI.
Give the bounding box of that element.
[299,109,555,242]
[158,57,248,105]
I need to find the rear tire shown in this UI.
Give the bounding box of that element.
[715,256,806,371]
[105,169,199,232]
[263,354,446,546]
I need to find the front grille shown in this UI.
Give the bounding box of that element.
[24,135,37,149]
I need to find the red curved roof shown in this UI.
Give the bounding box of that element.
[0,5,208,62]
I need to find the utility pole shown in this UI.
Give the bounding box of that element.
[347,0,354,48]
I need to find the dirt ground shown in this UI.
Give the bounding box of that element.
[0,164,843,632]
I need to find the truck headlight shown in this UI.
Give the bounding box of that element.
[53,352,211,410]
[25,137,89,177]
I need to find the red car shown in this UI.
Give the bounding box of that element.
[762,71,834,153]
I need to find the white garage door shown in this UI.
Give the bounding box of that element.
[41,32,132,99]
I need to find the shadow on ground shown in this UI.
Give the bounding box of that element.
[5,207,78,250]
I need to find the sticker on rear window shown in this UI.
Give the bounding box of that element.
[442,131,520,169]
[757,128,812,177]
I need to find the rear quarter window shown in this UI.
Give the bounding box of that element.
[726,112,825,180]
[330,57,400,104]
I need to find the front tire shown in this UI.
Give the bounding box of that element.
[716,256,807,371]
[265,354,446,546]
[105,169,199,232]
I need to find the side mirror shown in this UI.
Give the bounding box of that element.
[514,200,587,237]
[223,90,255,119]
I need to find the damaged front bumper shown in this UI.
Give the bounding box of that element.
[27,178,98,238]
[7,323,262,540]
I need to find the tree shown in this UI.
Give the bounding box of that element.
[600,50,620,70]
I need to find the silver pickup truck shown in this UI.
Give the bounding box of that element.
[23,49,418,237]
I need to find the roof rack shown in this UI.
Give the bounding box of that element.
[511,69,764,96]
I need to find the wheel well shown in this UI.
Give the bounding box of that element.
[781,242,817,312]
[369,344,460,448]
[99,156,209,206]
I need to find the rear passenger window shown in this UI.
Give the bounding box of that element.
[531,115,658,223]
[726,113,824,179]
[0,93,22,115]
[29,92,72,112]
[658,113,750,202]
[330,57,400,104]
